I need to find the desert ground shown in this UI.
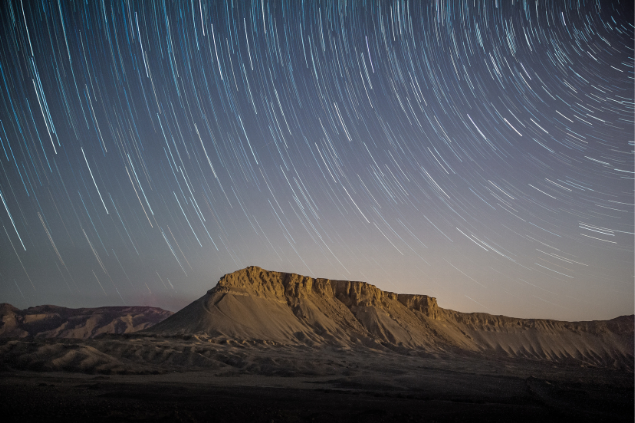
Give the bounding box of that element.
[0,339,632,422]
[1,267,632,422]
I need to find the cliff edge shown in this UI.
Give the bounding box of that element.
[147,266,633,369]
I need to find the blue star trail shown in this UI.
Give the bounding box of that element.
[0,0,632,319]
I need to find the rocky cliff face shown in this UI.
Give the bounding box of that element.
[146,266,633,370]
[212,266,440,319]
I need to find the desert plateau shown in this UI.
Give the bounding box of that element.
[1,267,632,422]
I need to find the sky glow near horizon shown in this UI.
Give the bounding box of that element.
[0,0,632,320]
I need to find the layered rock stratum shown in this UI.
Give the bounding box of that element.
[147,266,633,369]
[0,303,172,339]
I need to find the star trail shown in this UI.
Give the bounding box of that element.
[0,0,632,320]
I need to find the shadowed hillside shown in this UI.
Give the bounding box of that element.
[0,303,172,339]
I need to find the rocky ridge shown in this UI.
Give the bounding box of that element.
[212,265,440,318]
[147,266,633,369]
[0,304,172,339]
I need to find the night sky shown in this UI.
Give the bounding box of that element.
[0,0,632,321]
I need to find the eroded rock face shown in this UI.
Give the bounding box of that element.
[148,266,633,370]
[397,294,439,320]
[211,266,440,319]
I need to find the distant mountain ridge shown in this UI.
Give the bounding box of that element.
[147,266,634,370]
[0,303,172,339]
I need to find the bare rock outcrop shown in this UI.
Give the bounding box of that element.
[146,266,633,370]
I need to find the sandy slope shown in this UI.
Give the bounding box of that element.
[147,266,633,369]
[0,303,172,339]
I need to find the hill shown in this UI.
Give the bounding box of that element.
[0,303,172,339]
[147,266,633,369]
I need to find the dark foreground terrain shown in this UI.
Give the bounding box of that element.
[0,337,632,422]
[0,374,625,423]
[1,369,632,423]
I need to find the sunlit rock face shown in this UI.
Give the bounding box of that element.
[147,267,633,370]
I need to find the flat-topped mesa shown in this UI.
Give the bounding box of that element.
[209,266,440,319]
[147,267,632,368]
